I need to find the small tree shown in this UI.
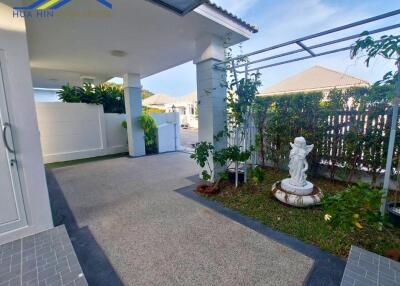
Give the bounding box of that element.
[351,32,400,215]
[191,73,261,187]
[351,33,399,85]
[190,36,263,188]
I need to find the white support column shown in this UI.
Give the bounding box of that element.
[123,73,146,157]
[194,36,227,180]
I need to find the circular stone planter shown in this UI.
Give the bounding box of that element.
[281,178,314,195]
[271,181,323,207]
[387,202,400,227]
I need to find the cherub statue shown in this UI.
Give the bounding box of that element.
[288,137,314,187]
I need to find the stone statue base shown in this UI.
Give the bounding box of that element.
[272,181,323,208]
[272,136,322,207]
[281,178,314,196]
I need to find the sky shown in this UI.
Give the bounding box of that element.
[139,0,399,97]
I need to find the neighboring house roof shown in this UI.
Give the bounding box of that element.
[143,94,174,106]
[172,91,197,106]
[143,92,197,108]
[259,66,370,96]
[204,1,258,33]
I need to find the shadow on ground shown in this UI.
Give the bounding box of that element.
[46,169,123,286]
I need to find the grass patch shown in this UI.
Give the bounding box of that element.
[45,153,128,169]
[206,167,400,258]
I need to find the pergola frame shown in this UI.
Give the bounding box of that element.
[216,9,400,214]
[217,9,400,73]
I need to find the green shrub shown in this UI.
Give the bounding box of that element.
[321,183,385,230]
[190,142,214,181]
[57,84,83,103]
[254,85,397,182]
[58,83,156,114]
[138,114,158,154]
[58,83,124,113]
[255,92,325,173]
[121,120,127,129]
[248,166,266,184]
[94,84,125,113]
[122,116,158,155]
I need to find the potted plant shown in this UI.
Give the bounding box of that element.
[387,202,400,226]
[190,142,221,194]
[388,160,400,227]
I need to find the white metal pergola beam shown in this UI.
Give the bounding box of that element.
[217,9,400,214]
[216,9,400,72]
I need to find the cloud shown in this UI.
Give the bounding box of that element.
[250,0,370,45]
[232,0,394,89]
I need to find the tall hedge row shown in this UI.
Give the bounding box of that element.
[254,85,398,183]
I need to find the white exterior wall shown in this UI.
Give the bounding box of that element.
[35,103,179,162]
[0,3,53,243]
[104,113,129,154]
[182,103,198,129]
[166,102,198,129]
[36,103,128,163]
[157,124,176,153]
[150,112,180,151]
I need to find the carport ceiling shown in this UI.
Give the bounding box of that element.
[21,0,252,88]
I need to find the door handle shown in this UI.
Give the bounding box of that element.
[2,122,15,153]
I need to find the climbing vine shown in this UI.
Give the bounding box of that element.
[191,37,262,185]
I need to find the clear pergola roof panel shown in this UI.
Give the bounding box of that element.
[147,0,206,15]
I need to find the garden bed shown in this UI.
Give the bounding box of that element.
[201,167,400,258]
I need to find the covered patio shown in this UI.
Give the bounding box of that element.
[0,0,254,243]
[46,152,314,285]
[0,2,317,283]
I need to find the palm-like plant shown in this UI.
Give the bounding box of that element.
[57,84,83,103]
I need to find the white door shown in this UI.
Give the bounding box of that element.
[0,54,27,234]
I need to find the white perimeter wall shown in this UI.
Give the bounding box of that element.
[151,112,180,151]
[36,103,128,163]
[36,104,180,163]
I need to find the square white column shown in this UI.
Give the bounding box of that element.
[123,73,146,157]
[194,36,227,180]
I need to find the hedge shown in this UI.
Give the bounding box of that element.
[254,84,398,183]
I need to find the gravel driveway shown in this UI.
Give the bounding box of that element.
[179,128,198,151]
[47,152,313,286]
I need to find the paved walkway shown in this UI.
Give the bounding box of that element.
[0,225,87,286]
[47,152,313,286]
[179,128,198,152]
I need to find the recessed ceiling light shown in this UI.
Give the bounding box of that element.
[111,50,127,57]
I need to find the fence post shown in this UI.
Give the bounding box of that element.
[381,66,400,216]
